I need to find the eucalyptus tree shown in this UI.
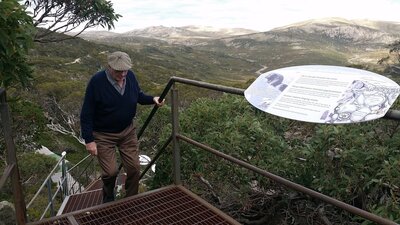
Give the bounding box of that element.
[0,0,34,89]
[1,0,121,87]
[25,0,121,42]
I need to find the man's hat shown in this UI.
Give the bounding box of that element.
[107,51,132,71]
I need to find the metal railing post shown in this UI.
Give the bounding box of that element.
[61,151,68,197]
[0,89,27,225]
[171,83,181,184]
[46,179,55,216]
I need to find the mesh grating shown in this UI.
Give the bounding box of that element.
[61,189,103,214]
[74,187,234,225]
[29,186,239,225]
[60,174,128,214]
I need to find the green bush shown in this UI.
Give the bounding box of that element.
[151,94,400,223]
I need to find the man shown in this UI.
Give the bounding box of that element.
[80,51,164,203]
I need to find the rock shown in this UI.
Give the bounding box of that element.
[0,201,16,225]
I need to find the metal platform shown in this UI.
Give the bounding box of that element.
[28,185,240,225]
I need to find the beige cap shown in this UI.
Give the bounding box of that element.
[107,51,132,71]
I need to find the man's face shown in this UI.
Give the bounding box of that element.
[110,68,128,82]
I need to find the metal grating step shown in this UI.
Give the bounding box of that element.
[29,185,240,225]
[58,174,128,215]
[58,189,103,215]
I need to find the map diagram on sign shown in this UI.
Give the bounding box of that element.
[244,65,400,124]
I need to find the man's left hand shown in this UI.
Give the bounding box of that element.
[153,97,165,107]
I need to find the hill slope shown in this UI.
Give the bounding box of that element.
[79,18,400,74]
[195,18,400,71]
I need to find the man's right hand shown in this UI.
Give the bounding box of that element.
[86,142,97,156]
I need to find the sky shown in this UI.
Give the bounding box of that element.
[92,0,400,33]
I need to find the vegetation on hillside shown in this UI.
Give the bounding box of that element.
[379,40,400,76]
[149,94,400,224]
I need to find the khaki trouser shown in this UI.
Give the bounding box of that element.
[93,123,140,202]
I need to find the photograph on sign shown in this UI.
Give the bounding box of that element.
[244,65,400,124]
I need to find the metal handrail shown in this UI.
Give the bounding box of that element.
[22,148,96,219]
[137,76,246,139]
[176,134,398,225]
[66,154,92,172]
[129,77,246,176]
[26,153,67,209]
[137,76,400,136]
[123,75,400,177]
[139,76,400,225]
[139,135,172,180]
[24,150,97,221]
[66,155,96,194]
[39,178,63,220]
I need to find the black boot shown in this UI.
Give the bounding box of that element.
[102,175,116,203]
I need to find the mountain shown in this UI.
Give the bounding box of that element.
[191,18,400,72]
[79,18,400,46]
[122,25,256,39]
[30,17,400,94]
[78,25,257,44]
[269,17,400,44]
[79,30,119,39]
[77,18,400,73]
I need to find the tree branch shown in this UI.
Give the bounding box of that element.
[44,97,84,145]
[26,0,121,42]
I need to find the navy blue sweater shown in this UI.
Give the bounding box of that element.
[80,70,154,143]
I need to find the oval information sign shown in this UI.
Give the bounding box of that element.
[244,65,400,124]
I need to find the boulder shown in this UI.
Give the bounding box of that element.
[0,201,16,225]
